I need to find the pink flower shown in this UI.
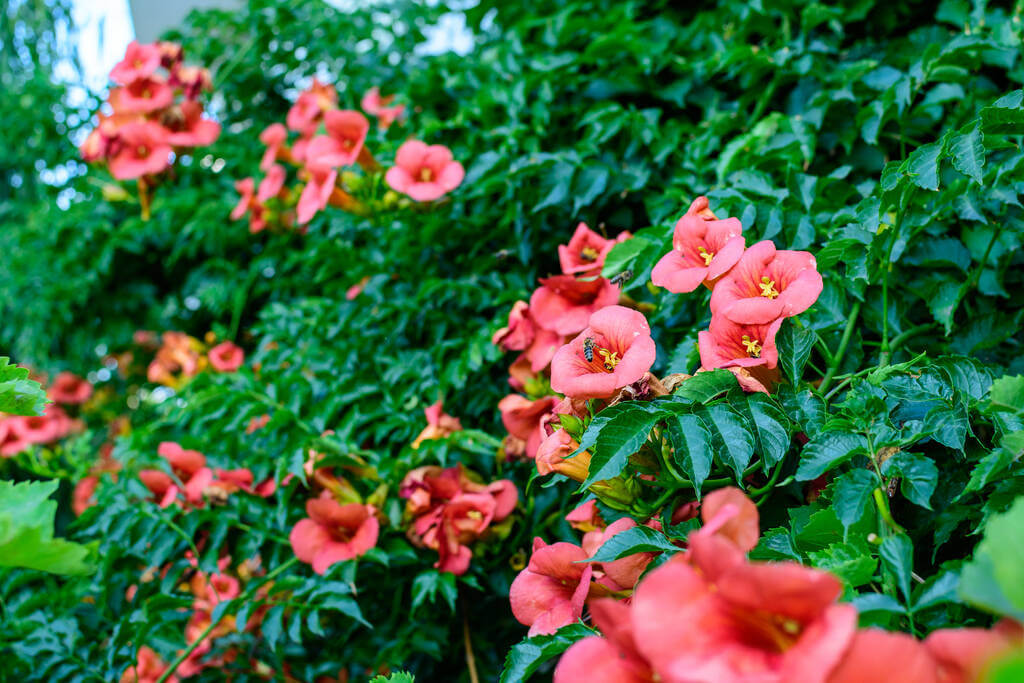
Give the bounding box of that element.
[164,101,220,147]
[529,275,620,336]
[581,517,656,589]
[709,240,823,324]
[510,539,594,636]
[554,599,656,683]
[6,405,75,446]
[493,301,536,351]
[535,429,593,482]
[306,110,370,168]
[139,441,210,508]
[208,341,244,372]
[827,629,938,683]
[120,645,177,683]
[923,621,1024,683]
[0,419,30,456]
[558,223,631,276]
[259,123,288,171]
[286,79,337,135]
[231,178,255,220]
[48,372,93,404]
[109,41,162,85]
[565,500,603,532]
[296,164,337,224]
[411,400,463,449]
[385,140,464,201]
[346,275,370,300]
[550,305,656,399]
[289,491,379,574]
[361,87,405,129]
[631,555,857,683]
[651,197,745,293]
[499,394,558,459]
[257,164,286,202]
[109,122,172,180]
[698,315,783,370]
[109,76,174,114]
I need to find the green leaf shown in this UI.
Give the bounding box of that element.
[928,281,966,335]
[989,375,1024,413]
[984,651,1024,683]
[586,525,679,562]
[905,139,945,191]
[880,533,914,604]
[776,320,816,384]
[0,480,94,575]
[795,432,869,481]
[744,394,791,466]
[581,406,661,488]
[833,469,880,530]
[500,624,596,683]
[980,89,1024,135]
[0,357,49,416]
[950,121,985,184]
[370,673,415,683]
[667,413,713,494]
[670,370,738,403]
[881,452,938,509]
[808,541,877,587]
[959,497,1024,620]
[698,404,755,480]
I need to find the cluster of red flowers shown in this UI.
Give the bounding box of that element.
[549,487,1023,683]
[80,41,219,181]
[139,441,275,509]
[0,371,90,456]
[399,463,517,575]
[140,331,244,388]
[122,554,271,682]
[652,196,823,393]
[232,79,463,233]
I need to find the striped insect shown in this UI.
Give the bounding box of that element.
[583,336,595,362]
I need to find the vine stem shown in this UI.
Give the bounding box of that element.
[818,300,862,394]
[156,556,299,683]
[462,598,480,683]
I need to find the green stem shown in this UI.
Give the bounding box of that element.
[872,488,905,534]
[888,323,936,354]
[157,556,299,683]
[818,301,862,394]
[966,224,1005,291]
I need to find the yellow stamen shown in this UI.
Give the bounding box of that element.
[580,246,600,262]
[597,348,620,372]
[142,89,151,99]
[137,146,148,156]
[758,276,780,299]
[466,510,483,520]
[698,246,714,266]
[418,168,434,182]
[741,335,762,358]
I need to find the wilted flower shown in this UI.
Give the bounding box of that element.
[385,140,464,201]
[709,240,823,324]
[550,305,656,399]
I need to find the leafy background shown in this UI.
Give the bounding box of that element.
[1,0,1023,680]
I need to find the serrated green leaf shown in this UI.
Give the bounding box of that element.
[500,624,596,683]
[776,320,816,384]
[808,541,877,587]
[881,451,938,509]
[959,497,1024,620]
[0,480,94,575]
[667,412,713,494]
[795,432,869,481]
[585,525,679,562]
[670,370,738,403]
[698,404,755,480]
[744,394,791,466]
[880,533,914,604]
[950,121,985,184]
[581,406,662,488]
[906,139,944,191]
[833,469,880,530]
[0,357,49,416]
